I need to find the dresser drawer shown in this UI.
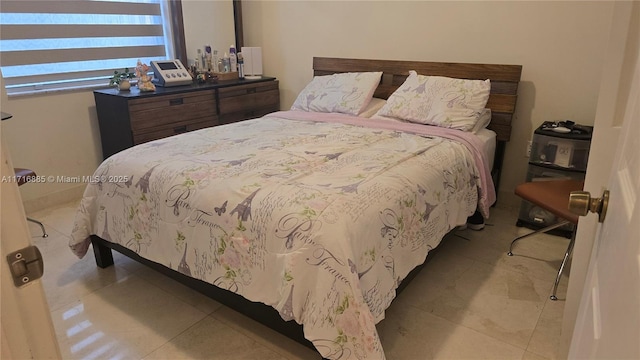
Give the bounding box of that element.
[218,81,279,118]
[129,90,217,132]
[218,105,279,125]
[217,80,278,98]
[132,117,214,145]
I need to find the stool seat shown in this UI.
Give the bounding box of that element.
[508,179,584,301]
[14,168,37,186]
[515,180,583,224]
[13,167,48,238]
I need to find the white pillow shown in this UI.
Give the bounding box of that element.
[377,71,491,131]
[358,98,386,118]
[291,72,382,116]
[472,108,492,133]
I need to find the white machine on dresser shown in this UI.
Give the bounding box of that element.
[150,59,193,87]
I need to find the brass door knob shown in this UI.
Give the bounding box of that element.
[569,189,610,223]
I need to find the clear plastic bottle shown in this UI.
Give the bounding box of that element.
[229,45,237,72]
[200,48,207,70]
[204,45,212,71]
[222,52,230,72]
[212,50,220,72]
[196,48,202,70]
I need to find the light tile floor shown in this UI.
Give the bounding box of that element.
[28,200,569,360]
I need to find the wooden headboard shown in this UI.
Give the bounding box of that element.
[313,57,523,193]
[312,57,522,143]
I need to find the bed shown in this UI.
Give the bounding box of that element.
[70,57,522,359]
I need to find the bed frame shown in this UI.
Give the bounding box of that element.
[91,57,522,354]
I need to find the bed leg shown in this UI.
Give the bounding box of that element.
[91,236,114,268]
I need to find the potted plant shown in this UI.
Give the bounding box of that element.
[109,68,135,90]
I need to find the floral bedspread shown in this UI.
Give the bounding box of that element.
[70,110,493,359]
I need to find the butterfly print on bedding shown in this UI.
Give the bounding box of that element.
[214,200,228,216]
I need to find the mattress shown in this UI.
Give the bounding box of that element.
[476,127,497,170]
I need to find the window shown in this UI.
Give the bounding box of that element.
[0,0,179,96]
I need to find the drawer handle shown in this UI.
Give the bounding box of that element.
[173,125,187,133]
[169,98,184,106]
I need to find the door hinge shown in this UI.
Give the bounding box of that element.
[6,245,44,287]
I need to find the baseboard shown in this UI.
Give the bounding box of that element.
[22,185,85,214]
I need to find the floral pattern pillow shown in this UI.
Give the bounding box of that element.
[377,71,491,131]
[291,72,382,116]
[472,108,492,133]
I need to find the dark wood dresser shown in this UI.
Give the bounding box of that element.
[94,77,279,159]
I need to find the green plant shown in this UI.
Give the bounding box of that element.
[109,68,135,86]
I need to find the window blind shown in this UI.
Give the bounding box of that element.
[0,0,175,95]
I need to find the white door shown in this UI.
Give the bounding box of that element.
[0,140,62,359]
[563,1,639,358]
[0,74,61,358]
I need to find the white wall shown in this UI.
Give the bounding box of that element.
[242,0,615,207]
[1,90,102,211]
[1,1,615,212]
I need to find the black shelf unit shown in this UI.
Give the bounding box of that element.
[516,124,593,237]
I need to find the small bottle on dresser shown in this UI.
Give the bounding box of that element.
[200,48,207,70]
[204,45,212,71]
[229,45,237,72]
[212,50,219,72]
[222,52,230,72]
[237,52,244,79]
[196,48,202,70]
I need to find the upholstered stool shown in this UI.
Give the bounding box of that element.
[508,179,583,300]
[14,168,48,238]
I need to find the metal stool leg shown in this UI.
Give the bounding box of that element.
[27,217,48,238]
[507,220,570,256]
[550,233,575,301]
